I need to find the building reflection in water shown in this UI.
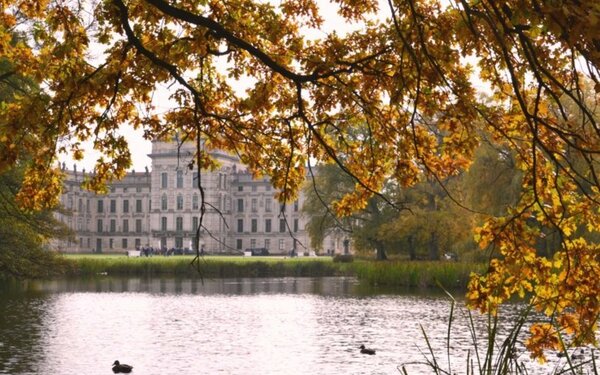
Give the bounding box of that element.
[24,277,360,296]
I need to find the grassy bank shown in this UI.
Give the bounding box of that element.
[352,260,487,290]
[63,254,352,278]
[61,254,485,290]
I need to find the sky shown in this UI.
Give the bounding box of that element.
[60,126,153,173]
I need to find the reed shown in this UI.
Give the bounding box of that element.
[63,254,351,278]
[351,260,487,290]
[62,255,485,290]
[401,295,599,374]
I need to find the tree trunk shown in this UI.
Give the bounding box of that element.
[367,236,387,260]
[408,235,416,260]
[428,231,439,260]
[375,241,387,261]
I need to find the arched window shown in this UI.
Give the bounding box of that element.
[177,194,184,210]
[161,194,167,210]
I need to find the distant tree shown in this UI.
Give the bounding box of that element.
[350,196,396,260]
[375,175,473,261]
[462,141,523,217]
[0,159,72,278]
[303,164,354,252]
[303,163,397,260]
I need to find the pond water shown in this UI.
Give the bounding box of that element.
[0,277,592,374]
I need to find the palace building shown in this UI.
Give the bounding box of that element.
[55,140,312,255]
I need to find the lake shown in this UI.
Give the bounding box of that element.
[0,277,591,374]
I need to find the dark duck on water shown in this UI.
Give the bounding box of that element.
[359,345,376,355]
[112,360,133,373]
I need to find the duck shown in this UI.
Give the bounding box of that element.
[571,349,585,361]
[112,360,133,373]
[359,344,376,355]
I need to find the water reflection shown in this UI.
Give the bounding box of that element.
[0,296,49,374]
[0,277,592,375]
[11,276,363,296]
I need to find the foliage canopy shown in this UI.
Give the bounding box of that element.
[0,158,72,278]
[1,0,600,359]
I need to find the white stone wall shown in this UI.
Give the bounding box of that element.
[55,141,313,255]
[54,165,152,253]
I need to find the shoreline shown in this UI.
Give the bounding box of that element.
[58,254,485,290]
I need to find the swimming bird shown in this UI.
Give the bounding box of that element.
[571,349,585,361]
[359,345,376,355]
[112,360,133,373]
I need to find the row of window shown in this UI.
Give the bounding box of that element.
[156,236,192,249]
[160,171,229,190]
[73,237,143,250]
[96,199,146,214]
[236,183,270,192]
[65,185,145,194]
[235,238,290,251]
[160,193,198,210]
[156,194,299,214]
[108,238,142,250]
[236,198,299,213]
[159,171,273,194]
[109,186,145,193]
[86,191,297,215]
[83,197,299,215]
[159,216,196,232]
[237,218,299,233]
[96,219,145,233]
[152,217,301,234]
[77,237,291,251]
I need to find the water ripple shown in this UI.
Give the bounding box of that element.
[0,278,593,374]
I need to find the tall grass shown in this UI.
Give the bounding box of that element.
[399,291,598,374]
[352,260,487,290]
[63,255,352,278]
[62,255,485,290]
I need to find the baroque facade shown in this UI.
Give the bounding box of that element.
[55,140,311,255]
